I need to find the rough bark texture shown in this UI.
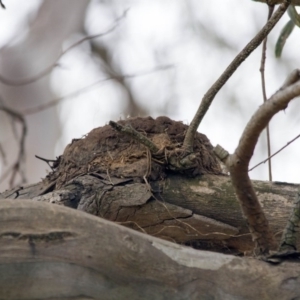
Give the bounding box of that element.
[1,116,300,299]
[1,172,298,254]
[1,199,300,300]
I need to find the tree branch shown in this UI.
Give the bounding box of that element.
[0,11,128,86]
[215,69,300,255]
[21,65,172,116]
[249,132,300,171]
[0,105,27,187]
[183,0,291,153]
[253,0,300,5]
[2,198,300,299]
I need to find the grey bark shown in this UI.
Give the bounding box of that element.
[0,198,300,300]
[1,174,299,253]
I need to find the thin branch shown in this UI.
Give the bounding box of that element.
[0,0,5,9]
[183,1,291,153]
[22,65,173,116]
[109,121,160,154]
[249,133,300,172]
[0,10,128,86]
[215,69,300,256]
[0,105,27,187]
[254,0,300,5]
[35,155,57,170]
[0,143,6,165]
[260,5,274,182]
[90,40,148,117]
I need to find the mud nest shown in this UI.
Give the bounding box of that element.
[46,116,221,188]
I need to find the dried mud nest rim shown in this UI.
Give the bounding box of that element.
[46,116,222,188]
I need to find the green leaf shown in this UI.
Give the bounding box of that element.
[288,5,300,27]
[275,19,295,58]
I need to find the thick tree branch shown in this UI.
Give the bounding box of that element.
[183,0,291,153]
[216,69,300,255]
[1,199,300,299]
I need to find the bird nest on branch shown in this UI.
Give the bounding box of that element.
[46,116,221,189]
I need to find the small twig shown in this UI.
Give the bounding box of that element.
[109,121,159,154]
[0,10,129,86]
[183,1,291,153]
[35,155,56,170]
[249,133,300,172]
[260,5,274,182]
[22,65,172,116]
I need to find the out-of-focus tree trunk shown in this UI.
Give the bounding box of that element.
[0,0,90,190]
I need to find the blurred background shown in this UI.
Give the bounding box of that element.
[0,0,299,190]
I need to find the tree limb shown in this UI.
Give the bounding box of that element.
[183,0,291,153]
[0,199,300,299]
[216,69,300,255]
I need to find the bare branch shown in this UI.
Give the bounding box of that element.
[0,10,128,86]
[183,1,291,153]
[236,70,300,159]
[249,133,300,171]
[35,155,57,171]
[0,0,5,9]
[260,5,274,182]
[253,0,300,5]
[215,69,300,255]
[22,65,173,116]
